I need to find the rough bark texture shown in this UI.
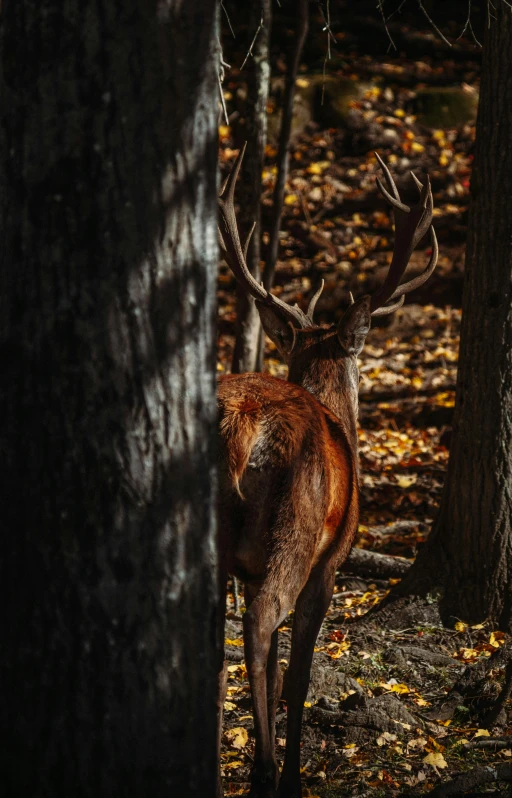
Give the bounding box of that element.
[231,0,272,374]
[0,2,219,796]
[395,6,512,631]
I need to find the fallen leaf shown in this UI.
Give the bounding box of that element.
[423,752,448,769]
[225,727,249,749]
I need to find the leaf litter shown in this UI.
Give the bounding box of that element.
[218,9,511,796]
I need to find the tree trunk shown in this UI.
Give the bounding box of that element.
[0,3,219,796]
[395,5,512,631]
[231,0,272,374]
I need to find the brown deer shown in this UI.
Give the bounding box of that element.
[216,147,438,798]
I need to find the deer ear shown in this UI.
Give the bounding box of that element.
[337,296,371,355]
[256,303,298,358]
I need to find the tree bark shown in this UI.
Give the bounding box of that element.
[394,5,512,631]
[231,0,272,374]
[0,2,219,796]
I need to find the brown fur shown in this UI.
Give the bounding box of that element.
[216,308,367,798]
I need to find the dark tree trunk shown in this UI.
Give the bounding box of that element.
[0,3,219,796]
[395,5,512,631]
[231,0,272,374]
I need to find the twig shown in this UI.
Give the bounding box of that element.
[232,576,241,614]
[457,0,482,46]
[221,0,235,38]
[297,189,312,228]
[318,0,335,104]
[217,36,230,126]
[463,738,511,750]
[265,0,309,292]
[377,0,397,51]
[240,15,264,71]
[417,0,453,46]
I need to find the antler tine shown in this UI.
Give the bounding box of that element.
[384,226,439,306]
[375,152,408,210]
[218,146,312,328]
[370,294,405,317]
[370,155,435,315]
[306,279,324,322]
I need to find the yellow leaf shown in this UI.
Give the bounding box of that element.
[222,759,245,770]
[284,194,298,205]
[225,638,244,646]
[390,683,410,694]
[295,78,310,88]
[394,109,405,118]
[475,729,490,738]
[423,752,448,769]
[411,142,425,153]
[225,727,249,749]
[307,160,330,174]
[454,621,467,632]
[396,475,417,488]
[490,631,505,647]
[304,701,312,708]
[224,701,236,711]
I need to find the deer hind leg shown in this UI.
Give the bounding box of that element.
[277,558,338,798]
[244,585,284,780]
[243,571,309,798]
[267,627,283,750]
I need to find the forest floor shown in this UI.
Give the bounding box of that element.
[218,22,511,797]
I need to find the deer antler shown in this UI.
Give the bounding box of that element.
[370,153,438,316]
[218,144,321,327]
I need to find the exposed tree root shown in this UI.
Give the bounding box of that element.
[423,763,512,797]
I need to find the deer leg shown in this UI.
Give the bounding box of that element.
[245,586,283,753]
[277,560,337,798]
[267,628,283,751]
[243,582,295,798]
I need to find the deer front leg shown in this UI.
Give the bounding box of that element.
[277,561,337,798]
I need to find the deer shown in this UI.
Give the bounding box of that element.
[216,146,438,798]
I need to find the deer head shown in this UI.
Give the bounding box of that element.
[218,145,438,418]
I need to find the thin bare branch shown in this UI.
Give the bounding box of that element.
[221,0,235,38]
[417,0,452,46]
[377,0,397,51]
[240,16,264,71]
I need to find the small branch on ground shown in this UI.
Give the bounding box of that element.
[463,738,512,751]
[343,547,411,580]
